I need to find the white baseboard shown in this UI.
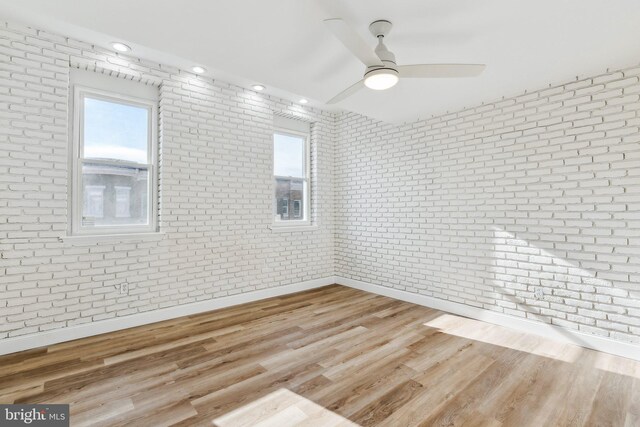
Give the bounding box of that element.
[0,276,336,356]
[4,275,638,361]
[336,276,640,362]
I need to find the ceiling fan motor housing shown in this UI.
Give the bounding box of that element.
[365,19,398,82]
[374,39,396,65]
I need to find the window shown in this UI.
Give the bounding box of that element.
[83,185,105,219]
[115,186,132,218]
[293,200,301,218]
[278,198,289,218]
[273,117,310,226]
[71,84,157,235]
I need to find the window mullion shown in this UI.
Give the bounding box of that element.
[273,175,306,180]
[80,158,150,169]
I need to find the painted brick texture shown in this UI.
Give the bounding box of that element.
[1,18,639,348]
[0,22,335,339]
[335,67,640,344]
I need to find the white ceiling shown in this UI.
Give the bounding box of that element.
[2,0,640,123]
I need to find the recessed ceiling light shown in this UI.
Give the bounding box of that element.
[252,84,265,91]
[299,98,308,104]
[192,66,206,74]
[111,42,131,53]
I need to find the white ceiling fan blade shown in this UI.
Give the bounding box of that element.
[398,64,486,78]
[327,80,364,104]
[324,18,383,67]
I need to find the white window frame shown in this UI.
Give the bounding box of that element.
[70,85,158,236]
[273,127,310,227]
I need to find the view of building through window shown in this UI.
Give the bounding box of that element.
[276,179,303,220]
[273,130,308,223]
[81,164,148,226]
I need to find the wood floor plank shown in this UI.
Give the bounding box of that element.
[350,379,424,426]
[0,284,637,427]
[380,351,498,427]
[586,368,634,427]
[313,354,417,417]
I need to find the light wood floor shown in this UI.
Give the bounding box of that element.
[1,285,638,427]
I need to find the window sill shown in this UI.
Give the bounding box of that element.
[269,224,318,233]
[59,232,165,246]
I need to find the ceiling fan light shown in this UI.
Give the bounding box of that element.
[364,68,399,90]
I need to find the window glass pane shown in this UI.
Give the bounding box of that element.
[81,163,149,227]
[84,185,105,218]
[275,178,304,221]
[274,132,304,177]
[279,198,289,216]
[83,96,149,163]
[115,186,132,218]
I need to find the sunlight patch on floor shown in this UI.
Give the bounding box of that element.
[424,313,640,378]
[591,350,640,379]
[213,388,360,427]
[423,313,582,363]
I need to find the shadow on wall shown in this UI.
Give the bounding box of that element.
[488,225,633,347]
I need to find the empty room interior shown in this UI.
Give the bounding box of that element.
[1,0,640,426]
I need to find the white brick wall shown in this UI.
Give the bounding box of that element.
[0,21,335,339]
[335,66,640,344]
[1,19,639,348]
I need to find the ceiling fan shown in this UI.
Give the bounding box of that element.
[324,19,486,104]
